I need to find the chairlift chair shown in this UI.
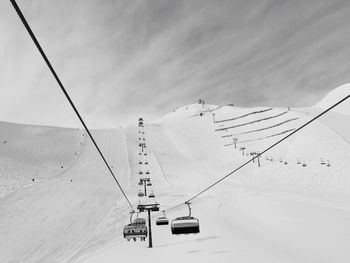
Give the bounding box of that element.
[156,217,169,225]
[171,202,200,235]
[156,211,169,226]
[138,181,143,186]
[284,161,288,165]
[139,170,143,175]
[297,160,301,164]
[133,217,146,225]
[145,161,149,165]
[123,215,147,241]
[149,191,155,198]
[146,170,150,175]
[139,161,142,164]
[138,190,144,197]
[138,152,142,155]
[302,162,307,167]
[147,182,152,186]
[321,159,325,165]
[144,153,148,156]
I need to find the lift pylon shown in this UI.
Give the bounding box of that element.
[137,203,160,248]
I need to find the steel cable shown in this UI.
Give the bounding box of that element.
[10,0,135,211]
[165,93,350,212]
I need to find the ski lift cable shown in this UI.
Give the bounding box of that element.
[165,93,350,212]
[10,0,135,212]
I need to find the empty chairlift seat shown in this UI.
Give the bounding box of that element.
[156,217,169,225]
[171,202,200,235]
[171,216,200,234]
[134,218,146,224]
[156,211,169,226]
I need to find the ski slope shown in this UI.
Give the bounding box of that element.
[0,85,350,263]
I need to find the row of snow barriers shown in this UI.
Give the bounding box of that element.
[122,118,200,246]
[214,108,332,168]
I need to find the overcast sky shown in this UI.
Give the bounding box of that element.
[1,0,350,128]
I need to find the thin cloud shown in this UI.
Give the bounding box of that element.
[1,0,350,128]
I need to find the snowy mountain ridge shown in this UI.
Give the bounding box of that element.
[314,83,350,115]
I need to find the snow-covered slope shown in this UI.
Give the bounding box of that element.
[0,127,132,262]
[1,85,350,263]
[0,121,84,197]
[314,83,350,115]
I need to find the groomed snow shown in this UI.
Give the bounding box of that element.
[0,85,350,263]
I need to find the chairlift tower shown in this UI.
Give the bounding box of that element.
[240,147,246,156]
[139,177,151,196]
[139,142,146,153]
[137,203,160,248]
[256,152,261,167]
[249,152,255,163]
[232,138,238,149]
[250,152,261,167]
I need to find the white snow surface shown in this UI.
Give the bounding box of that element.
[1,86,350,263]
[314,83,350,115]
